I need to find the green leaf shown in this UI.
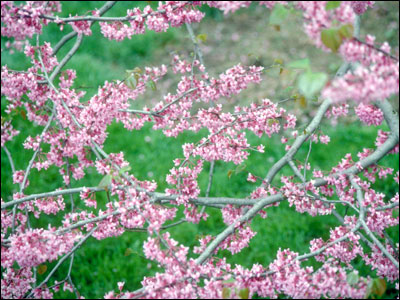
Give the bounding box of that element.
[124,248,133,256]
[222,287,231,299]
[119,166,131,175]
[338,23,354,39]
[38,264,47,275]
[346,271,359,286]
[248,53,260,60]
[311,95,320,102]
[238,288,250,299]
[321,28,342,52]
[147,80,157,91]
[269,4,289,25]
[296,95,307,108]
[298,71,328,99]
[235,163,247,175]
[196,33,207,43]
[125,76,137,90]
[267,119,279,126]
[282,86,294,93]
[321,29,341,52]
[98,174,112,189]
[133,67,142,74]
[325,1,341,10]
[370,278,387,297]
[286,58,310,70]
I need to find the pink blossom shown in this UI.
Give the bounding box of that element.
[70,20,92,36]
[355,103,384,126]
[247,173,257,182]
[117,281,125,292]
[319,134,331,144]
[351,1,375,15]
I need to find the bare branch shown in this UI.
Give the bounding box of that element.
[25,226,97,298]
[52,1,117,56]
[350,176,399,269]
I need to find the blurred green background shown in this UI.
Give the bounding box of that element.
[1,2,399,298]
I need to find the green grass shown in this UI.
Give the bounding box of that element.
[1,1,399,299]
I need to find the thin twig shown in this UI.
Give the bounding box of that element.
[25,226,97,298]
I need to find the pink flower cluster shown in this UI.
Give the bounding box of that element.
[6,228,78,268]
[152,64,264,138]
[350,1,375,15]
[128,246,368,299]
[1,1,61,41]
[325,103,350,119]
[34,194,65,216]
[355,103,384,126]
[281,176,334,216]
[296,1,355,50]
[166,159,205,222]
[1,120,19,147]
[323,36,399,103]
[172,55,205,74]
[70,19,92,36]
[363,244,399,282]
[310,225,362,263]
[100,2,204,41]
[1,267,35,299]
[266,250,367,298]
[375,130,399,154]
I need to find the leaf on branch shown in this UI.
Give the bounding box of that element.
[222,287,231,299]
[98,174,112,190]
[119,166,131,175]
[235,163,247,175]
[132,67,142,74]
[196,33,207,43]
[124,248,133,256]
[147,79,157,91]
[267,119,280,126]
[346,271,359,286]
[269,4,289,26]
[238,288,250,299]
[126,67,142,76]
[38,264,47,275]
[368,278,387,297]
[248,53,260,60]
[325,1,341,10]
[321,28,343,52]
[338,24,354,39]
[286,58,310,70]
[273,25,281,31]
[282,86,294,94]
[296,95,307,108]
[298,71,328,100]
[125,75,137,90]
[273,58,284,65]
